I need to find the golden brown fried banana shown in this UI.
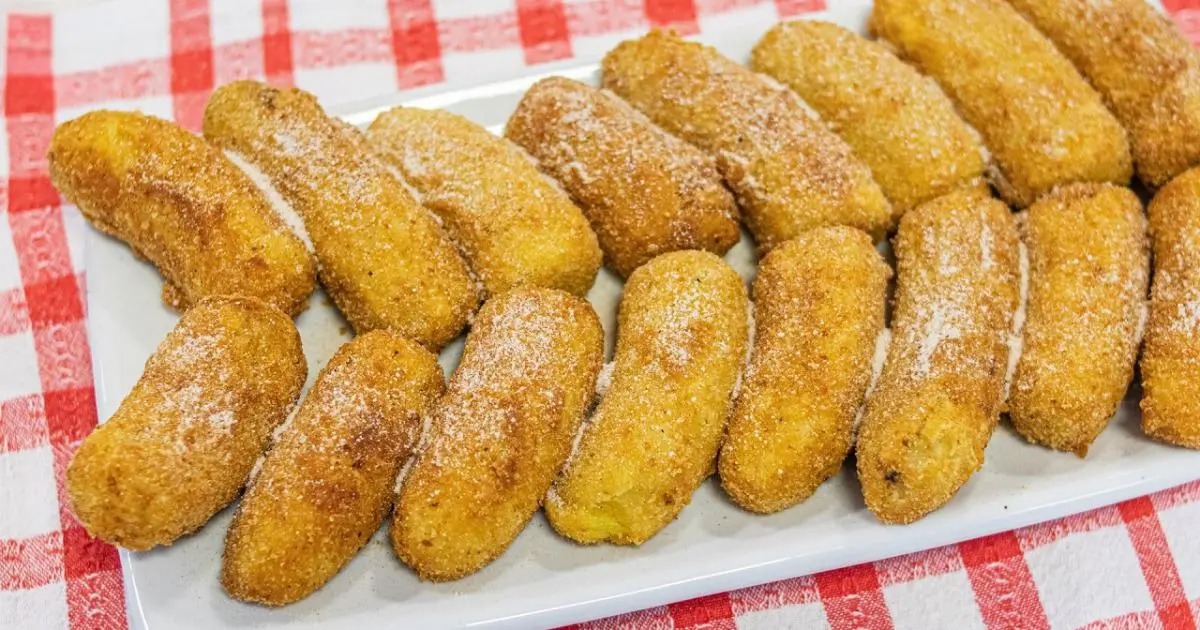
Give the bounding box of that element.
[392,287,603,580]
[871,0,1132,207]
[505,77,739,278]
[750,21,987,214]
[719,227,889,514]
[1141,167,1200,448]
[602,30,893,251]
[1004,0,1200,187]
[547,251,750,544]
[856,190,1020,524]
[368,107,601,296]
[221,331,443,606]
[203,81,477,350]
[1009,184,1148,456]
[66,296,305,550]
[47,111,315,315]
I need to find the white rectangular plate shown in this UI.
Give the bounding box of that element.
[86,1,1200,628]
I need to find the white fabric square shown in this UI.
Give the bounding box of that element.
[0,333,42,400]
[440,47,526,88]
[735,602,831,629]
[1158,501,1200,599]
[1024,526,1155,629]
[883,570,985,630]
[288,0,389,33]
[210,0,264,45]
[432,0,514,21]
[0,448,61,539]
[61,207,87,278]
[0,581,68,630]
[53,0,169,74]
[293,63,399,109]
[0,220,23,293]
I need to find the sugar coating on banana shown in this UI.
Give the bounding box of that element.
[368,106,602,296]
[222,331,444,606]
[856,190,1020,524]
[1141,167,1200,449]
[202,81,477,350]
[392,287,604,581]
[751,20,987,215]
[719,227,890,514]
[66,296,306,550]
[872,0,1132,208]
[602,29,893,251]
[547,250,750,545]
[48,110,316,316]
[1009,184,1148,456]
[505,76,739,278]
[1004,0,1200,187]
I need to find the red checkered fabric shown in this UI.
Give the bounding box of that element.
[2,1,1199,628]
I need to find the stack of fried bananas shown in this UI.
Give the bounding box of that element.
[55,0,1200,605]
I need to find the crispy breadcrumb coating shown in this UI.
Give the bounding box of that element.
[547,251,750,545]
[66,296,306,550]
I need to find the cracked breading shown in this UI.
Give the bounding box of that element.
[202,81,477,350]
[48,111,316,316]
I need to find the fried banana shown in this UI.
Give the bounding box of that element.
[48,111,315,316]
[202,81,477,350]
[368,107,601,296]
[856,190,1020,524]
[1141,167,1200,448]
[750,20,987,215]
[66,296,306,550]
[505,77,739,278]
[547,250,750,544]
[719,227,890,514]
[871,0,1132,208]
[392,287,604,581]
[222,331,443,606]
[1009,184,1148,456]
[602,30,893,251]
[1004,0,1200,187]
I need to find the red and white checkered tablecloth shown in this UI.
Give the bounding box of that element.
[2,0,1200,628]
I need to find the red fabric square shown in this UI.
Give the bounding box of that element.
[62,526,120,580]
[667,592,736,630]
[43,387,97,447]
[815,562,881,598]
[0,394,48,452]
[517,0,572,64]
[646,0,698,31]
[4,75,55,116]
[33,321,94,392]
[22,274,84,328]
[6,175,60,214]
[958,531,1023,566]
[776,0,827,18]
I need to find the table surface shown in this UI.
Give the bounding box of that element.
[2,1,1199,629]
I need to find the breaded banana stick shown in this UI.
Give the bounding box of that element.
[222,331,443,606]
[48,111,316,316]
[856,190,1019,524]
[1009,184,1148,456]
[203,81,477,350]
[871,0,1132,208]
[392,287,603,580]
[368,107,601,296]
[719,227,890,514]
[505,77,740,278]
[66,296,306,550]
[602,30,893,251]
[1005,0,1200,187]
[1141,167,1200,448]
[750,21,987,214]
[547,251,750,544]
